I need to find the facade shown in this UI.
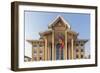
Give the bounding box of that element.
[27,16,88,61]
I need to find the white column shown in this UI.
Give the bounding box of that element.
[44,37,47,60]
[71,39,74,59]
[48,47,50,60]
[64,30,67,60]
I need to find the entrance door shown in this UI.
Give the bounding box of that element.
[55,31,65,60]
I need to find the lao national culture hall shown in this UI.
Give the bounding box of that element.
[27,16,88,61]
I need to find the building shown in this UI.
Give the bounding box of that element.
[27,16,88,61]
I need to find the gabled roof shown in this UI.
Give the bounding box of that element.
[48,15,71,29]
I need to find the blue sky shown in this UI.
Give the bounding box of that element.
[24,11,90,57]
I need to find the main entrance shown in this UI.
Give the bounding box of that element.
[55,32,65,60]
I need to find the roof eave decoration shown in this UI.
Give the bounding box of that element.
[67,29,78,35]
[27,39,44,44]
[75,39,88,43]
[24,56,32,59]
[39,30,52,36]
[48,15,71,29]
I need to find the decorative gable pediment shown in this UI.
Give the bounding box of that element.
[48,16,70,30]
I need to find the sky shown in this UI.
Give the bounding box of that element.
[24,11,90,57]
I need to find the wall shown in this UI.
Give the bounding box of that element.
[0,0,99,73]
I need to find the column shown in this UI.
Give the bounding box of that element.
[52,30,55,60]
[64,30,67,60]
[44,37,48,60]
[32,42,34,61]
[71,39,74,59]
[48,47,50,60]
[42,43,45,60]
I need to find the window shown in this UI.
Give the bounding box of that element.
[40,50,42,53]
[76,43,78,46]
[81,49,84,52]
[34,57,37,61]
[81,55,83,58]
[33,45,37,49]
[39,45,42,47]
[76,54,79,58]
[76,49,79,52]
[34,51,37,56]
[40,45,44,49]
[34,51,37,53]
[33,45,37,47]
[80,44,83,46]
[40,57,42,60]
[40,50,43,56]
